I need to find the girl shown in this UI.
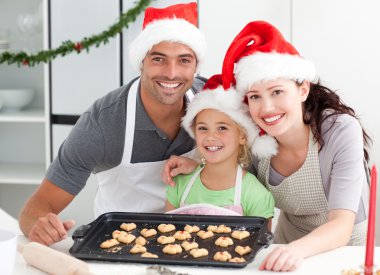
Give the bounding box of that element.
[163,21,371,272]
[166,75,276,221]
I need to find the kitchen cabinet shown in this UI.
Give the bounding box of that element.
[0,0,49,184]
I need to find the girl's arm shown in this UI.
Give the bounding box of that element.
[161,155,199,186]
[259,209,355,272]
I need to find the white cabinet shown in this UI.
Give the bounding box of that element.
[0,0,49,184]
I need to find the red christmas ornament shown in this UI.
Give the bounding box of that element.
[74,43,82,52]
[22,60,29,66]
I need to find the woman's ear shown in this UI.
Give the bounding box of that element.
[299,81,310,102]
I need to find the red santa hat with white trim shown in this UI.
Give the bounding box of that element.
[129,2,206,72]
[221,20,317,93]
[182,74,278,159]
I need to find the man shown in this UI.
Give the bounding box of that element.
[19,2,206,246]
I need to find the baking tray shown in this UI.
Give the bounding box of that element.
[69,212,272,268]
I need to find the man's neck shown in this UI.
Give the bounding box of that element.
[140,88,186,140]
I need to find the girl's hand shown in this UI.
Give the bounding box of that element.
[259,244,304,272]
[161,155,198,186]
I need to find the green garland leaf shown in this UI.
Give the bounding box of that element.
[0,0,151,67]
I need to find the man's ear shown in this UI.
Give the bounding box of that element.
[299,81,310,102]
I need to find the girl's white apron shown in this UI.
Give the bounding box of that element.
[167,165,244,216]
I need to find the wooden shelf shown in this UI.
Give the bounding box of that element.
[0,109,46,123]
[0,162,45,184]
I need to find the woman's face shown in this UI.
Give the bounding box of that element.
[245,78,309,138]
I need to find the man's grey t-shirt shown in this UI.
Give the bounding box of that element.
[252,113,369,224]
[46,77,205,196]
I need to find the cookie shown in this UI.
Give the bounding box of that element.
[215,236,233,247]
[184,224,200,233]
[120,222,136,232]
[157,235,176,244]
[231,230,250,240]
[117,233,136,244]
[130,244,147,254]
[162,244,182,255]
[208,224,231,233]
[197,230,214,239]
[229,257,246,263]
[173,230,191,240]
[140,228,157,238]
[141,252,159,258]
[100,238,119,249]
[189,248,208,258]
[112,230,126,239]
[235,245,252,256]
[135,236,147,246]
[181,241,199,251]
[213,251,232,261]
[157,223,176,233]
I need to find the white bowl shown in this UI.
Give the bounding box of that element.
[0,89,35,112]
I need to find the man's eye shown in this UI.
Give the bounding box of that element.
[180,58,192,64]
[152,57,163,62]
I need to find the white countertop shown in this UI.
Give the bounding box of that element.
[2,209,378,275]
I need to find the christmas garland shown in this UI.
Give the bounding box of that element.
[0,0,151,67]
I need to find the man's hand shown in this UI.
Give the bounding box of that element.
[28,213,75,246]
[161,155,199,186]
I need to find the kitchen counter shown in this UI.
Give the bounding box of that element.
[2,209,378,275]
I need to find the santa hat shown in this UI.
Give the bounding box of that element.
[182,75,277,159]
[222,21,317,93]
[129,2,206,72]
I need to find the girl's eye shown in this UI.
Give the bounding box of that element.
[218,126,228,131]
[196,126,207,131]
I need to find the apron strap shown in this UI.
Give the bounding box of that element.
[124,78,140,163]
[180,165,243,206]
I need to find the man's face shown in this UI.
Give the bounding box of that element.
[140,41,197,106]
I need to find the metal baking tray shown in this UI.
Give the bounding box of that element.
[69,212,272,268]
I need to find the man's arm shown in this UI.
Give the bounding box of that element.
[19,178,76,246]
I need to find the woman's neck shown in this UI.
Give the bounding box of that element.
[200,161,240,191]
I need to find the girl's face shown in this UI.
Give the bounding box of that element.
[194,109,246,165]
[246,78,309,139]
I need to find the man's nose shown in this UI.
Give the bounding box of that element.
[163,61,178,79]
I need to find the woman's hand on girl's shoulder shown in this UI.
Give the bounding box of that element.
[161,155,199,186]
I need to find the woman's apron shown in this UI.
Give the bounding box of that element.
[94,78,195,217]
[257,130,366,245]
[166,165,244,216]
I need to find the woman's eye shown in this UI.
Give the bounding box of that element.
[273,89,283,95]
[248,94,260,100]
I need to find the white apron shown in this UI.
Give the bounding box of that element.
[94,78,195,217]
[166,165,244,216]
[257,130,366,245]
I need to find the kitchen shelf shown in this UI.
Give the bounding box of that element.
[0,162,45,184]
[0,109,46,123]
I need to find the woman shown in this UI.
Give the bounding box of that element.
[162,21,371,272]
